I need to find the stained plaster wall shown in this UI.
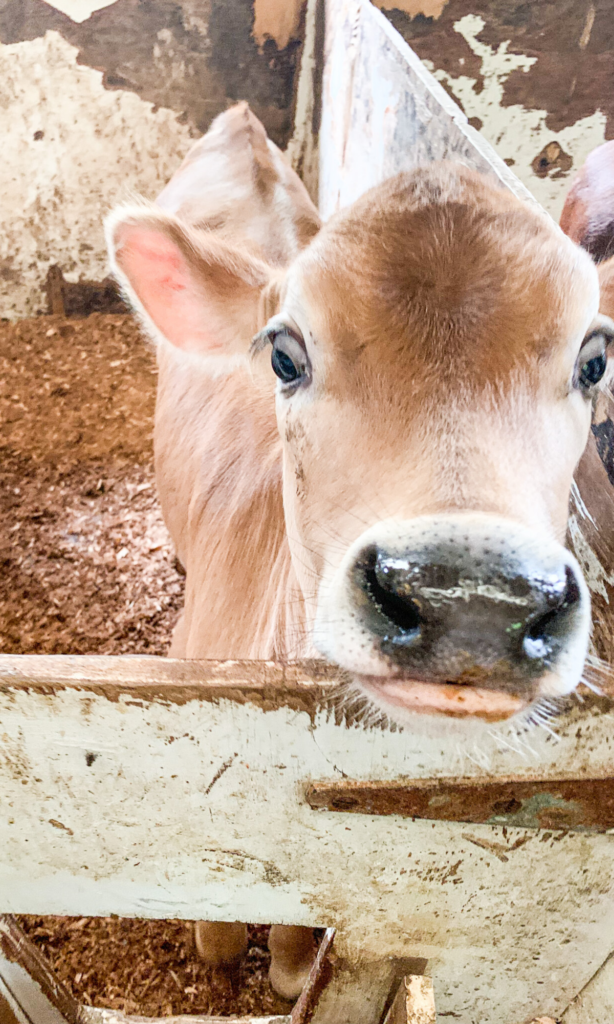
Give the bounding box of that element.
[0,0,307,319]
[377,0,614,219]
[2,0,613,319]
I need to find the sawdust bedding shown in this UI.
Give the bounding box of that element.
[17,917,288,1018]
[1,313,288,1016]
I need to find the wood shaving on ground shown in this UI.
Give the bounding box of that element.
[1,313,289,1016]
[17,917,290,1018]
[0,313,181,656]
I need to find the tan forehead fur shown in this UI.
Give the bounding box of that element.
[295,165,595,393]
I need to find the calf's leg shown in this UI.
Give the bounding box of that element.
[170,622,250,972]
[193,923,316,999]
[194,921,248,966]
[268,925,317,1000]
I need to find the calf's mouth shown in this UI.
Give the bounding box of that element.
[358,675,526,722]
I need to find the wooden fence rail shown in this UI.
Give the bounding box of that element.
[0,655,613,1023]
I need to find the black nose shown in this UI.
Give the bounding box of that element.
[354,542,583,684]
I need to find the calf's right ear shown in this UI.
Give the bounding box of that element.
[105,206,273,356]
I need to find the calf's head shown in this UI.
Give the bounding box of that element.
[108,146,611,724]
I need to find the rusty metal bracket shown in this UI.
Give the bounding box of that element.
[306,774,614,832]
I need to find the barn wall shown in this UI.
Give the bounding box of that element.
[2,0,612,319]
[376,0,613,218]
[0,0,307,319]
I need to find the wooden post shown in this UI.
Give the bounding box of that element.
[44,264,66,317]
[384,977,436,1024]
[311,956,428,1024]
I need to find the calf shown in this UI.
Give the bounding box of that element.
[560,139,614,265]
[106,104,611,995]
[560,139,614,321]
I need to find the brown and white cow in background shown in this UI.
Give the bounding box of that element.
[561,140,614,671]
[560,139,614,332]
[106,104,613,997]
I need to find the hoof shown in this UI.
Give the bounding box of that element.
[268,925,316,1000]
[194,921,248,966]
[268,959,312,1001]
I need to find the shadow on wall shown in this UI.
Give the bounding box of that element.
[44,265,126,318]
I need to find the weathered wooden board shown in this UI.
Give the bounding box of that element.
[0,0,308,320]
[306,775,614,832]
[379,0,612,222]
[318,0,536,219]
[1,656,614,1023]
[0,916,77,1024]
[82,1015,289,1024]
[561,952,614,1023]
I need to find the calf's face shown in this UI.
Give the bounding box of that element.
[108,165,611,724]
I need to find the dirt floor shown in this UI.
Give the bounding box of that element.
[0,313,183,656]
[0,313,289,1016]
[16,917,288,1018]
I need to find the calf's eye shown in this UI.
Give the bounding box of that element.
[576,332,609,392]
[251,317,312,391]
[270,330,310,389]
[272,344,301,383]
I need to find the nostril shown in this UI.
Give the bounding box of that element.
[363,556,422,635]
[523,565,582,660]
[561,565,582,611]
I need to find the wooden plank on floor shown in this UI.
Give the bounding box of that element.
[81,1013,290,1024]
[383,977,436,1024]
[0,917,78,1024]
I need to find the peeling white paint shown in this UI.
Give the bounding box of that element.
[568,514,614,603]
[41,0,120,22]
[0,31,194,319]
[1,678,614,1022]
[319,0,535,220]
[422,15,608,220]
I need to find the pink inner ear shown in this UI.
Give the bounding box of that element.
[114,222,222,353]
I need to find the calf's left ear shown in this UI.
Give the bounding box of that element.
[105,206,273,356]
